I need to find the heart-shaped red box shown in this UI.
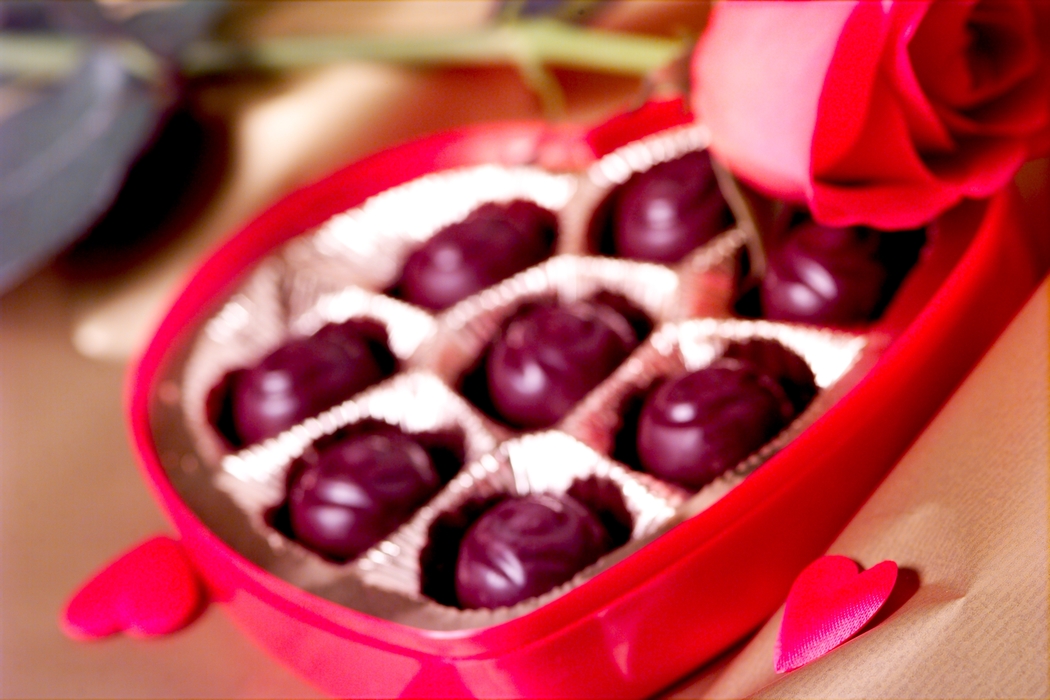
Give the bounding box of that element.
[76,101,1043,697]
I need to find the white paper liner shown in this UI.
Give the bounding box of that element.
[560,318,878,524]
[587,122,713,190]
[675,225,755,319]
[212,370,504,589]
[181,258,291,467]
[351,431,684,629]
[284,165,577,293]
[286,285,437,364]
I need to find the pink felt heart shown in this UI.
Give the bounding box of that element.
[774,555,898,673]
[62,536,203,640]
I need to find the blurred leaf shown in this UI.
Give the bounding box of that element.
[0,46,169,291]
[1,1,226,53]
[0,1,112,34]
[58,104,221,282]
[111,1,227,59]
[498,0,610,23]
[0,2,52,31]
[0,1,226,292]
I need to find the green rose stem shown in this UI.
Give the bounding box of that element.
[0,18,687,117]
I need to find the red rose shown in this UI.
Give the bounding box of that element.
[692,0,1050,229]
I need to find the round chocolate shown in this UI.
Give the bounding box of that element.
[761,221,888,325]
[637,359,795,491]
[486,301,637,429]
[455,493,610,609]
[288,430,439,562]
[722,339,817,414]
[397,200,556,311]
[229,323,385,445]
[613,151,731,263]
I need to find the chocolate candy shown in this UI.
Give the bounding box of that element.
[455,493,610,609]
[760,221,888,325]
[396,200,556,311]
[637,358,795,491]
[228,322,386,445]
[486,301,638,429]
[722,339,817,414]
[612,151,731,263]
[288,430,439,562]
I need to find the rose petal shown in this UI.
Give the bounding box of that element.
[937,71,1050,138]
[812,69,962,228]
[815,73,927,184]
[693,1,859,202]
[810,0,1047,227]
[774,556,898,673]
[884,3,957,154]
[913,0,1040,110]
[692,0,1050,230]
[808,2,894,175]
[1029,0,1050,155]
[810,177,959,231]
[909,0,979,107]
[924,136,1028,195]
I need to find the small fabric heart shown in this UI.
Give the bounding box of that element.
[62,536,203,640]
[774,555,898,673]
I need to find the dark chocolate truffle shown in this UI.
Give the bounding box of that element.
[760,221,888,325]
[613,151,731,263]
[396,200,556,311]
[637,358,795,491]
[288,430,439,562]
[455,493,610,609]
[486,301,637,429]
[229,323,385,445]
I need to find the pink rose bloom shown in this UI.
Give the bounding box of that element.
[692,0,1050,229]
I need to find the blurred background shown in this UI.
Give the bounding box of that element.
[0,2,708,696]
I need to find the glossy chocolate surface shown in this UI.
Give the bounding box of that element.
[455,493,610,609]
[396,200,556,311]
[760,221,888,325]
[288,430,439,562]
[486,301,637,429]
[228,323,385,445]
[613,151,731,263]
[637,358,795,491]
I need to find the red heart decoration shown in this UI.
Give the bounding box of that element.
[774,555,898,673]
[61,536,203,640]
